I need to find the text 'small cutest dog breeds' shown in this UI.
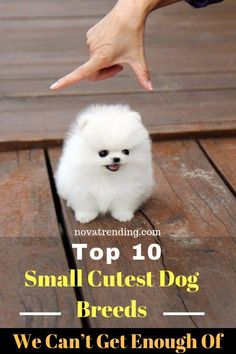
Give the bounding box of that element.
[55,104,154,223]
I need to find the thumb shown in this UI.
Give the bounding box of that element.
[130,59,153,91]
[50,57,102,90]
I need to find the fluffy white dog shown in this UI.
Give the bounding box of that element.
[55,104,154,223]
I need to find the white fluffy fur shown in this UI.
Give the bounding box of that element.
[55,104,154,223]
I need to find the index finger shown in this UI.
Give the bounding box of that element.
[50,57,102,90]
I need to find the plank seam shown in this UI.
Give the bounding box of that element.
[139,209,198,328]
[1,132,236,153]
[2,86,236,99]
[44,149,90,329]
[196,140,236,197]
[2,71,236,82]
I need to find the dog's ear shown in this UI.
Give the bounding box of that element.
[77,114,90,130]
[130,111,142,123]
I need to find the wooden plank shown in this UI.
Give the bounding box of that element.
[0,0,233,18]
[142,140,236,238]
[0,149,59,237]
[159,236,236,327]
[49,141,236,327]
[0,90,235,150]
[1,72,236,97]
[140,140,236,326]
[0,237,80,327]
[0,0,116,18]
[0,11,235,80]
[48,148,195,328]
[199,138,236,194]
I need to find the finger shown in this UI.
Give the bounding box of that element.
[93,64,123,81]
[130,59,153,91]
[50,57,102,90]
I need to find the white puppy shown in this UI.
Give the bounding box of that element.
[55,104,154,223]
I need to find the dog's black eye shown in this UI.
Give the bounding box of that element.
[122,149,129,155]
[99,150,109,157]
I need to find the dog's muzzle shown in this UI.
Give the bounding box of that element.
[105,163,120,172]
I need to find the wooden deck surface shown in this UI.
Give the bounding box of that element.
[0,0,235,328]
[1,0,236,148]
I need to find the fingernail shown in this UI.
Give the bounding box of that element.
[50,81,61,90]
[147,80,154,91]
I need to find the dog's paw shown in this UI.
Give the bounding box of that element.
[75,211,98,224]
[66,200,72,208]
[111,210,134,222]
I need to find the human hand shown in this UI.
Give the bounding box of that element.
[50,0,153,91]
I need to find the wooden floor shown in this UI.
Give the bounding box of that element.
[0,0,236,328]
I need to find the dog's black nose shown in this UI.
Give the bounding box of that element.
[113,157,120,163]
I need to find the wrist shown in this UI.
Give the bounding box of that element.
[115,0,182,15]
[114,0,153,23]
[116,0,164,14]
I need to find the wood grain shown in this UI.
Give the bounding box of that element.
[0,0,235,148]
[0,90,235,150]
[159,236,236,327]
[0,0,232,18]
[0,149,59,237]
[0,0,116,18]
[199,138,236,194]
[1,10,235,80]
[142,140,236,238]
[141,140,236,326]
[1,72,236,97]
[0,237,80,327]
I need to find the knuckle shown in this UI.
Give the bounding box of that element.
[86,36,91,47]
[141,68,150,78]
[86,26,95,38]
[94,47,113,64]
[86,28,92,38]
[133,63,150,79]
[86,30,92,42]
